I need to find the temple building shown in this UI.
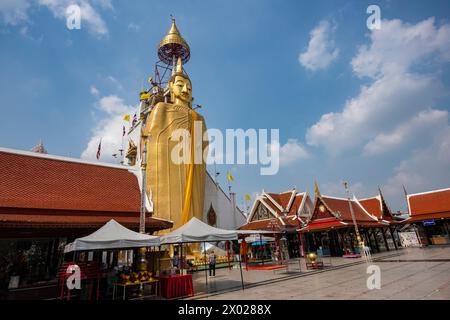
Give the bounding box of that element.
[404,188,450,245]
[300,183,402,256]
[239,188,314,258]
[0,147,173,296]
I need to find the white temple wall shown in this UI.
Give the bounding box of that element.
[203,172,247,230]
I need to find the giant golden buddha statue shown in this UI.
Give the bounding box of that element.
[141,54,208,233]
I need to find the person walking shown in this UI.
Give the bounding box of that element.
[172,251,180,269]
[208,251,216,277]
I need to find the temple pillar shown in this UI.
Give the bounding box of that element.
[372,229,380,252]
[381,228,390,251]
[389,227,398,250]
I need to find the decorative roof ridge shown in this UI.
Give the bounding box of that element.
[407,187,450,198]
[0,147,128,170]
[358,195,380,201]
[321,195,349,201]
[262,191,284,212]
[352,195,379,221]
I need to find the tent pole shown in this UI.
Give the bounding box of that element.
[259,234,263,266]
[158,245,161,277]
[180,243,184,300]
[204,242,208,291]
[226,241,231,270]
[238,241,245,291]
[243,240,248,271]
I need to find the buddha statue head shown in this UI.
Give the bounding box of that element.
[168,57,192,108]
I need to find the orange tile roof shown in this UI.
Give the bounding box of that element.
[359,197,383,219]
[301,196,383,233]
[0,149,172,231]
[265,191,306,215]
[408,188,450,217]
[321,196,377,223]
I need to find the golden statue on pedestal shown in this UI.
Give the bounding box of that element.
[140,19,208,234]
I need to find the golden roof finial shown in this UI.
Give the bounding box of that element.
[314,180,321,199]
[158,17,190,65]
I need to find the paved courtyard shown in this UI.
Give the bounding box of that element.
[189,246,450,300]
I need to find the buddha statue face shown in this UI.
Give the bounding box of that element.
[169,75,192,107]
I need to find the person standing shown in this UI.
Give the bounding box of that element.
[208,251,216,277]
[172,251,180,269]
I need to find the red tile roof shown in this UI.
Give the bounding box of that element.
[0,149,172,231]
[301,196,382,233]
[359,196,401,223]
[407,188,450,222]
[265,191,307,215]
[321,196,378,223]
[408,188,450,216]
[359,197,383,219]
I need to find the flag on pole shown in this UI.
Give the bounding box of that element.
[245,194,251,201]
[123,114,130,122]
[96,139,102,160]
[227,171,234,182]
[122,125,126,137]
[132,113,137,126]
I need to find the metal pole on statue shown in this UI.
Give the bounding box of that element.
[138,142,148,297]
[139,142,147,234]
[343,181,365,260]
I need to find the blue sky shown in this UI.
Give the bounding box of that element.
[1,0,450,211]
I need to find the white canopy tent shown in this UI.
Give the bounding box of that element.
[160,217,246,292]
[64,219,160,253]
[160,217,238,244]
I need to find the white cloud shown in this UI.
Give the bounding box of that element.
[92,0,113,10]
[90,85,99,96]
[39,0,109,37]
[299,20,339,71]
[0,0,30,25]
[307,18,450,155]
[97,95,130,115]
[279,139,309,166]
[0,0,110,37]
[352,18,450,79]
[363,109,449,156]
[81,94,137,162]
[128,22,140,32]
[306,73,440,154]
[383,125,450,209]
[304,17,450,210]
[107,75,123,90]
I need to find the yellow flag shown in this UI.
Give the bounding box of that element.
[227,172,234,182]
[245,194,251,201]
[123,114,130,122]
